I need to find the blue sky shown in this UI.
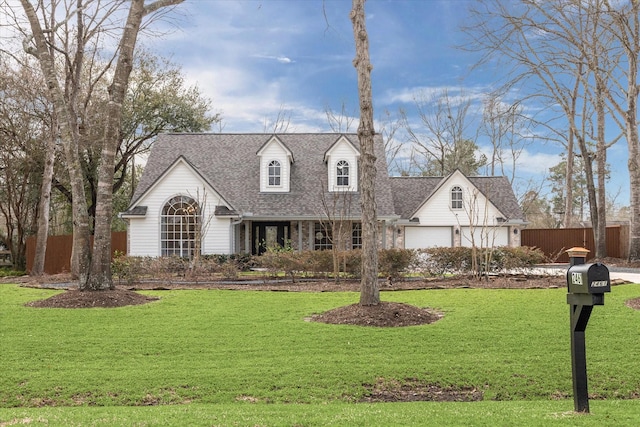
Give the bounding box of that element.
[144,0,631,207]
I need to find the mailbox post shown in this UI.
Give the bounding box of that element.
[565,247,610,413]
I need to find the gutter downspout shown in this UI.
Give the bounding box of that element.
[230,216,244,254]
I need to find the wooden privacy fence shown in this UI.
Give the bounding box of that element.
[25,232,127,275]
[521,225,629,263]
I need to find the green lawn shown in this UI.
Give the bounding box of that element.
[1,283,639,426]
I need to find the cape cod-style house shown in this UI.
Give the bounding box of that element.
[120,133,525,257]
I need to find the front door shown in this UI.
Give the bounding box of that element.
[253,222,290,255]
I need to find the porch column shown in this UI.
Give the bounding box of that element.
[244,222,250,254]
[308,220,314,250]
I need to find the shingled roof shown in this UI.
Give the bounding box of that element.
[390,174,524,221]
[128,133,398,219]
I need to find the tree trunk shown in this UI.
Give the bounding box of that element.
[86,0,185,290]
[351,0,379,306]
[594,79,607,259]
[20,0,92,283]
[626,80,640,259]
[31,127,57,275]
[622,4,640,261]
[86,0,145,290]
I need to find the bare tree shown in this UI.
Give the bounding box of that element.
[350,0,379,306]
[89,0,185,290]
[602,0,640,260]
[319,183,356,282]
[0,57,54,272]
[263,104,292,133]
[325,101,356,132]
[481,94,535,184]
[378,108,405,175]
[464,0,621,258]
[403,89,485,176]
[18,0,184,288]
[32,122,57,275]
[19,0,93,281]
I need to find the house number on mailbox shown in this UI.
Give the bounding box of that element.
[571,272,583,285]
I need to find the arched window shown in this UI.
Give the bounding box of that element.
[161,195,199,258]
[268,160,281,186]
[336,160,349,187]
[451,186,463,209]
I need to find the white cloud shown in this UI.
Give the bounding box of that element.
[514,149,561,175]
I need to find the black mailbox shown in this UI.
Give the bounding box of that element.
[566,263,610,294]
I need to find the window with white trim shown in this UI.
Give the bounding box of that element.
[351,223,362,249]
[268,160,281,186]
[336,160,350,187]
[451,186,463,209]
[314,222,332,250]
[161,195,199,258]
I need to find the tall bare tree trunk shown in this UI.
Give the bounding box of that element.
[86,0,145,290]
[20,0,91,283]
[86,0,184,290]
[622,7,640,260]
[626,81,640,259]
[594,80,608,259]
[31,125,57,275]
[605,0,640,261]
[351,0,379,306]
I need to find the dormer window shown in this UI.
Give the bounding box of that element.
[451,186,463,209]
[324,135,359,192]
[336,160,349,187]
[257,136,292,193]
[268,160,281,186]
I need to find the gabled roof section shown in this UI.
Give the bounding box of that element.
[390,169,523,221]
[323,134,361,162]
[467,175,523,221]
[256,135,294,163]
[129,133,397,219]
[127,155,233,211]
[390,176,442,219]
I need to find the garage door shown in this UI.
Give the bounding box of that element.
[460,227,509,248]
[404,226,452,249]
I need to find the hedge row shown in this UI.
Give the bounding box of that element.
[112,246,546,284]
[416,246,547,276]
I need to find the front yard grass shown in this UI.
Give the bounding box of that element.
[1,283,639,426]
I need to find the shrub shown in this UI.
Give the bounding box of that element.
[378,248,415,279]
[0,267,26,277]
[417,247,473,276]
[258,246,300,280]
[497,246,547,274]
[414,246,547,277]
[341,249,362,277]
[112,254,146,285]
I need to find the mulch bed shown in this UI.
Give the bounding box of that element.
[309,301,443,327]
[26,288,158,309]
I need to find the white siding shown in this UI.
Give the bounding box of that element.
[259,139,290,193]
[460,226,509,248]
[413,172,504,227]
[326,137,359,192]
[404,226,452,249]
[128,160,232,256]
